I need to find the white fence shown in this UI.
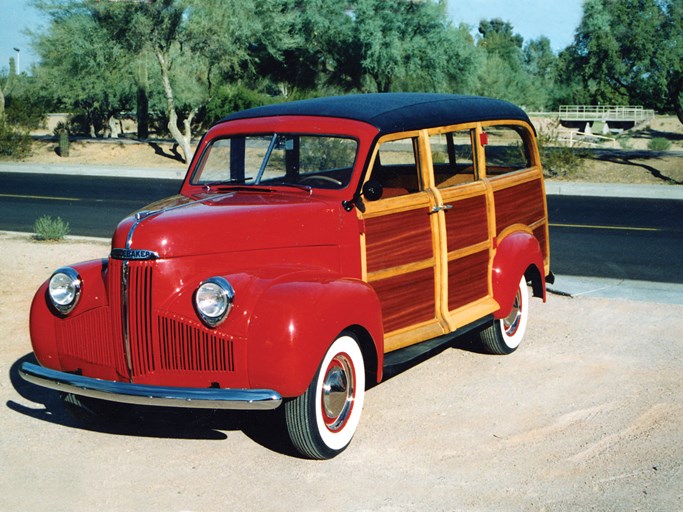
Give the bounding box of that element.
[559,105,655,122]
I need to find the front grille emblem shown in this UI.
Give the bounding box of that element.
[111,248,159,261]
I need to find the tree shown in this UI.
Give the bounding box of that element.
[564,0,683,123]
[472,18,546,108]
[30,0,135,137]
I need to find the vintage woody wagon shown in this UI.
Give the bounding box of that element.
[21,93,552,459]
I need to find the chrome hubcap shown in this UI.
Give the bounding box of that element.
[321,353,355,432]
[503,289,522,336]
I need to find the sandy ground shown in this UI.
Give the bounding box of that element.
[0,231,681,511]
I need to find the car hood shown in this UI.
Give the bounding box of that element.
[111,191,345,259]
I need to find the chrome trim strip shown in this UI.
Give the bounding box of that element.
[20,362,283,411]
[121,260,133,376]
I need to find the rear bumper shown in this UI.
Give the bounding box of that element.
[19,362,282,410]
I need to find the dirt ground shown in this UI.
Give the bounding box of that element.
[0,231,681,511]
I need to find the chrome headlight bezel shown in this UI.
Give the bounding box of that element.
[48,267,82,315]
[194,276,235,328]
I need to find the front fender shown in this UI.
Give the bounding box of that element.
[492,230,545,319]
[29,259,109,369]
[246,274,383,397]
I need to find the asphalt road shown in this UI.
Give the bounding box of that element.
[1,172,682,283]
[548,195,683,283]
[0,172,181,237]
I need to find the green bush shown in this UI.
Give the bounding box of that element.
[536,132,586,178]
[33,215,71,241]
[0,121,32,159]
[647,137,672,151]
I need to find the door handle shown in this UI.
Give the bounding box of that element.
[430,204,453,214]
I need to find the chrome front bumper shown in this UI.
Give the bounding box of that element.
[19,362,283,410]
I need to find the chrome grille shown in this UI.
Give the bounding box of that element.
[125,260,155,377]
[158,314,235,372]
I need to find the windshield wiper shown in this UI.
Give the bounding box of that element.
[272,182,313,192]
[203,178,252,191]
[208,185,275,193]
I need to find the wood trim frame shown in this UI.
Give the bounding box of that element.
[359,118,550,354]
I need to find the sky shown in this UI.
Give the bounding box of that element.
[447,0,584,51]
[0,0,585,74]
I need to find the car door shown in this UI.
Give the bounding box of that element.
[428,126,499,330]
[360,132,446,352]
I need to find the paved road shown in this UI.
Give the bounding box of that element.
[1,169,682,290]
[548,195,683,284]
[0,171,181,237]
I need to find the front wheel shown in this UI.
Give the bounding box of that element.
[285,333,365,459]
[479,276,529,355]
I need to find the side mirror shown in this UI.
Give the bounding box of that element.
[362,179,383,201]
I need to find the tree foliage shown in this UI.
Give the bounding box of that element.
[16,0,683,156]
[562,0,683,121]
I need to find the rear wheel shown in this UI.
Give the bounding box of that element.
[480,276,529,355]
[285,333,365,459]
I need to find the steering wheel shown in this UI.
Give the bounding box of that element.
[299,175,343,186]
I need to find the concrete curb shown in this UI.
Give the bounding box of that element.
[544,181,683,200]
[548,274,683,305]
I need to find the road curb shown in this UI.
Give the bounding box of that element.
[545,181,683,200]
[548,274,683,305]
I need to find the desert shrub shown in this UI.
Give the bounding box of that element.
[0,121,32,159]
[618,137,634,150]
[647,137,671,151]
[536,132,586,178]
[33,215,70,241]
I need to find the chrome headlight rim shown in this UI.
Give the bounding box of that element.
[48,267,82,315]
[194,276,235,328]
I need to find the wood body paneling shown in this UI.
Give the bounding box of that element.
[360,124,549,355]
[444,194,488,251]
[365,208,433,272]
[447,250,489,311]
[371,268,435,333]
[493,177,545,234]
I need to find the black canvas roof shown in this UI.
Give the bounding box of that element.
[222,93,531,134]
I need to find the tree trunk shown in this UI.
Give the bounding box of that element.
[136,60,149,140]
[156,49,193,163]
[107,115,119,138]
[669,75,683,125]
[0,86,5,122]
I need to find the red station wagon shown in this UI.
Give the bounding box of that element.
[21,93,553,459]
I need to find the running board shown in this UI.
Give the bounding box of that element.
[382,315,493,379]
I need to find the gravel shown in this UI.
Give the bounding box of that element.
[1,232,681,511]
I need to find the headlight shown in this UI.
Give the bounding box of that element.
[194,276,235,328]
[48,267,82,315]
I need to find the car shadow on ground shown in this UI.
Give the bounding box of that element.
[8,337,487,458]
[6,353,299,457]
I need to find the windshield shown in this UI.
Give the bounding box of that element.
[191,133,358,190]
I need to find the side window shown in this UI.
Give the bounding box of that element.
[483,125,532,176]
[370,137,421,197]
[432,130,476,189]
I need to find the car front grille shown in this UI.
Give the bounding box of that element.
[158,314,235,372]
[54,257,236,380]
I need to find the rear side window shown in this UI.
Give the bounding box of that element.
[483,125,532,176]
[431,129,476,188]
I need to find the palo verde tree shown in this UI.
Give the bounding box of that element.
[30,0,135,137]
[562,0,683,123]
